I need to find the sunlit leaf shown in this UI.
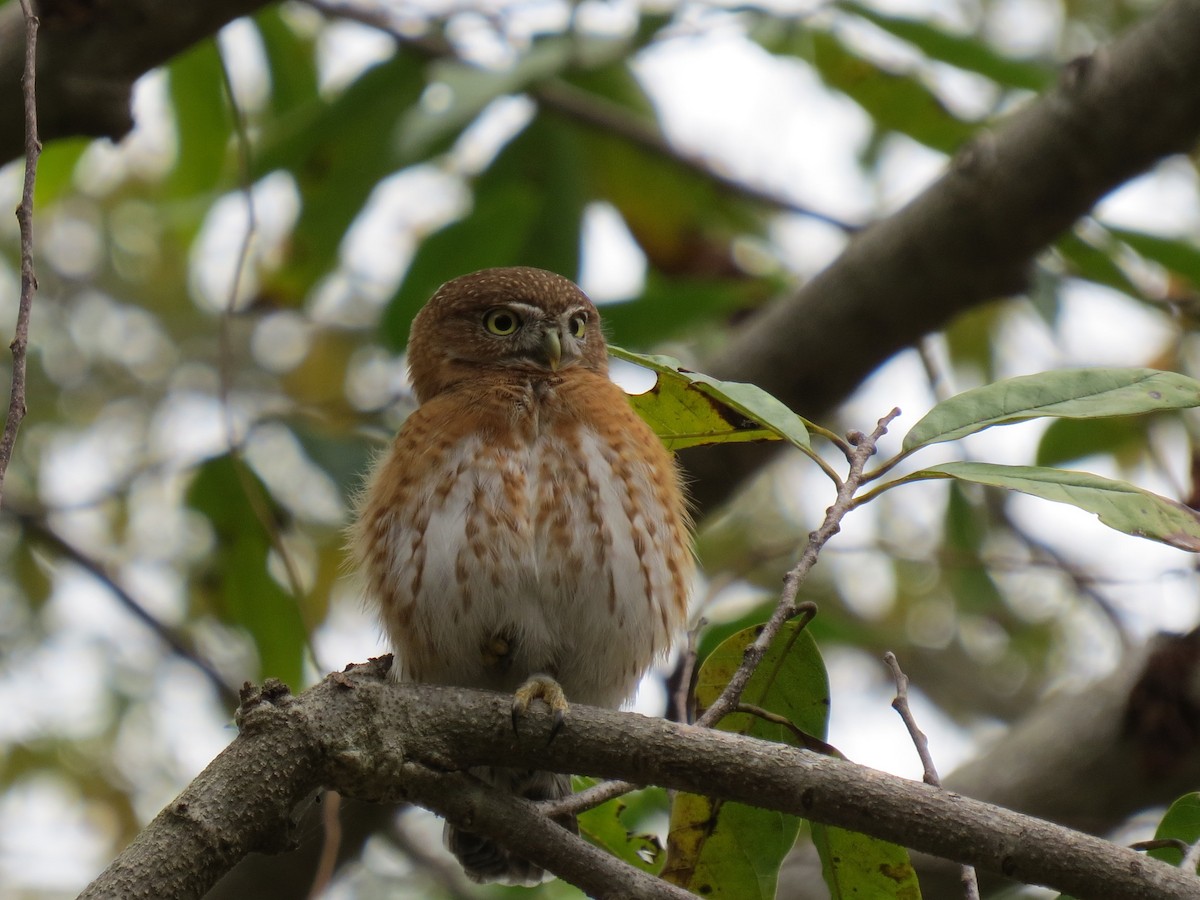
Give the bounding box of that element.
[609,347,809,450]
[662,623,826,897]
[915,462,1200,551]
[903,368,1200,452]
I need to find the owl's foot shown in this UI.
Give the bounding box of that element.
[512,674,569,742]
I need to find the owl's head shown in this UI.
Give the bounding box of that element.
[406,267,608,402]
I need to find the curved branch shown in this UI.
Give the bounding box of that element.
[81,660,1200,900]
[682,0,1200,515]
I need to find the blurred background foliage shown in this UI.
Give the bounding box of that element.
[1,0,1198,896]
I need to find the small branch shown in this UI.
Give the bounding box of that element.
[0,0,40,507]
[670,617,705,724]
[885,651,980,900]
[18,513,240,708]
[698,409,901,728]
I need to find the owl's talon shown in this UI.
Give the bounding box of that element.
[512,674,569,743]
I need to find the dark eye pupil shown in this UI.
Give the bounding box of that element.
[495,315,512,330]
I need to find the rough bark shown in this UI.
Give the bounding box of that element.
[81,660,1200,900]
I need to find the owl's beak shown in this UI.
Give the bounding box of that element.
[542,328,562,370]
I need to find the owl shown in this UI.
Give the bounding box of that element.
[352,266,693,884]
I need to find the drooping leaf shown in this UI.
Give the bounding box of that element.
[662,623,827,897]
[609,347,810,450]
[914,462,1200,552]
[758,27,977,154]
[1107,226,1200,287]
[1054,232,1144,300]
[186,455,309,687]
[166,39,232,201]
[599,272,769,349]
[837,1,1051,91]
[902,368,1200,452]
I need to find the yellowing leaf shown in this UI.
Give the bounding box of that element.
[610,347,809,450]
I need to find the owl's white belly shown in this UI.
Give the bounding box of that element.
[379,427,681,709]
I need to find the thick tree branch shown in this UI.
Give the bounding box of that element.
[82,660,1200,900]
[682,0,1200,516]
[0,0,273,162]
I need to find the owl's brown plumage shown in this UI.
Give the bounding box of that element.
[352,266,693,884]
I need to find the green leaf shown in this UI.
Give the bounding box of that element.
[609,348,810,450]
[1149,793,1200,868]
[837,1,1051,91]
[599,272,768,349]
[186,455,309,686]
[1054,232,1143,299]
[1035,416,1147,468]
[380,114,587,350]
[766,29,976,154]
[576,780,665,874]
[903,368,1200,452]
[662,623,827,897]
[915,462,1200,552]
[254,8,319,118]
[256,52,428,300]
[812,824,923,899]
[1107,226,1200,286]
[166,39,232,199]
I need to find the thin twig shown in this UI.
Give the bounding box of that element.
[735,703,844,757]
[884,651,980,900]
[698,410,901,729]
[18,514,240,707]
[1130,838,1190,855]
[0,0,41,508]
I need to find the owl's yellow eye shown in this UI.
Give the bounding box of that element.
[569,314,587,339]
[484,308,521,336]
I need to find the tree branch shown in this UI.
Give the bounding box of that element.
[0,0,273,162]
[682,0,1200,516]
[81,660,1200,900]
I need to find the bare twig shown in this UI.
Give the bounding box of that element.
[698,409,901,729]
[885,651,980,900]
[0,0,41,507]
[18,513,240,707]
[735,703,844,757]
[1130,838,1190,855]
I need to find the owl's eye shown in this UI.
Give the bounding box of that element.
[568,313,587,339]
[483,308,521,336]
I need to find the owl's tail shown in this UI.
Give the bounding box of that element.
[444,767,576,885]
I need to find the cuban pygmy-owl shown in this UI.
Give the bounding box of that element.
[353,266,693,884]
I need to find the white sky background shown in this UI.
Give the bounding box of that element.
[2,0,1199,895]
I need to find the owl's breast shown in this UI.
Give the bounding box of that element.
[358,381,691,707]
